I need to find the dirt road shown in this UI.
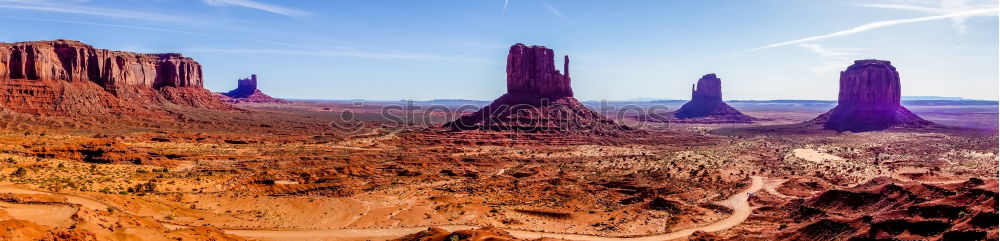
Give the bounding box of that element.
[0,177,765,241]
[212,176,765,241]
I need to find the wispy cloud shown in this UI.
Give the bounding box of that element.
[859,3,941,13]
[798,43,861,57]
[0,0,185,21]
[798,43,862,73]
[542,1,563,18]
[542,1,579,30]
[734,7,998,55]
[202,0,308,17]
[502,0,509,13]
[183,48,487,62]
[859,0,997,34]
[0,16,324,51]
[0,16,202,35]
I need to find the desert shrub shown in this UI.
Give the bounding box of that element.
[131,181,157,194]
[11,167,27,177]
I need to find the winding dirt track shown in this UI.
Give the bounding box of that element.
[0,177,765,241]
[219,177,764,241]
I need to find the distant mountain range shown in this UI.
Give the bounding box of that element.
[287,96,996,105]
[901,96,971,101]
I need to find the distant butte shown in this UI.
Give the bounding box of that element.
[221,74,284,103]
[444,43,629,134]
[673,73,754,123]
[0,39,232,116]
[811,59,932,132]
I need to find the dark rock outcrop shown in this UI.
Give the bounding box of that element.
[673,73,753,123]
[811,60,931,132]
[445,43,629,134]
[221,74,283,103]
[0,40,232,115]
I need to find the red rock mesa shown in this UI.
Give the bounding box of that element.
[445,43,627,134]
[812,60,931,132]
[0,39,232,115]
[673,73,753,123]
[221,74,284,103]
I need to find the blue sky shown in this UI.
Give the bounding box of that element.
[1,0,997,101]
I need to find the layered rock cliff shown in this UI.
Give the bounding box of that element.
[445,43,629,134]
[812,60,931,131]
[0,40,231,115]
[673,73,753,123]
[221,74,284,103]
[0,40,202,90]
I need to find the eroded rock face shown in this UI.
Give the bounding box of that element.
[221,74,283,103]
[0,40,231,115]
[506,43,572,99]
[815,60,931,132]
[445,43,629,135]
[0,40,203,90]
[673,73,753,123]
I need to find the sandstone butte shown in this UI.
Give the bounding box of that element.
[812,59,932,132]
[0,39,232,116]
[673,73,754,123]
[445,43,629,134]
[221,74,284,103]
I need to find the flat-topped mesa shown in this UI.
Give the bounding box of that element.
[506,43,572,99]
[0,39,203,91]
[837,60,900,108]
[816,59,931,132]
[0,39,231,115]
[673,73,753,123]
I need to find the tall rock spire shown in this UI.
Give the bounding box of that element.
[563,55,570,78]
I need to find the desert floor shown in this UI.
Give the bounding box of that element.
[0,100,994,240]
